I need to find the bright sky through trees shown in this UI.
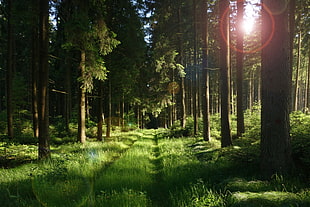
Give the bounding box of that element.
[242,0,261,34]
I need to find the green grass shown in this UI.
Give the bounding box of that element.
[0,127,309,206]
[0,132,138,207]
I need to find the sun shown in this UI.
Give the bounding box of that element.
[242,0,260,35]
[242,18,255,34]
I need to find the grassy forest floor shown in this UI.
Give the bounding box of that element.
[0,111,310,207]
[0,124,310,206]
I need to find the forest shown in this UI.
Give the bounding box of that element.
[0,0,309,206]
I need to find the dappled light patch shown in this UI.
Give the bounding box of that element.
[96,189,151,206]
[231,191,304,207]
[225,178,270,192]
[0,143,37,168]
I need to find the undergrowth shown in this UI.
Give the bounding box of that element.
[0,109,309,206]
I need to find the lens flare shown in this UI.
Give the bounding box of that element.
[220,2,275,53]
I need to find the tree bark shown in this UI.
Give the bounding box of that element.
[201,0,210,141]
[261,0,293,177]
[78,50,86,143]
[236,0,245,137]
[38,0,50,159]
[177,7,186,128]
[32,0,39,138]
[193,0,198,135]
[64,56,72,133]
[306,53,310,113]
[289,0,296,112]
[293,30,301,111]
[121,94,125,129]
[106,80,111,138]
[6,0,14,139]
[97,81,103,141]
[219,0,232,147]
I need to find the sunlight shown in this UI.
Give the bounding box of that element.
[242,1,260,35]
[242,18,255,34]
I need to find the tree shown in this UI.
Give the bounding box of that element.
[193,0,199,135]
[31,0,39,138]
[104,0,146,131]
[236,0,245,137]
[201,0,210,141]
[293,30,302,111]
[6,0,13,139]
[78,49,87,143]
[97,81,104,141]
[38,0,50,159]
[260,0,293,177]
[307,52,310,112]
[63,0,119,143]
[219,0,232,147]
[177,5,186,128]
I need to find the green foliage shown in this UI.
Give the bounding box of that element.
[243,103,261,139]
[290,112,310,173]
[63,0,120,92]
[167,117,195,138]
[290,111,310,139]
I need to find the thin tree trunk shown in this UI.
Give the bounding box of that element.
[180,77,186,127]
[257,67,261,103]
[289,0,296,112]
[261,0,293,177]
[293,30,302,111]
[193,0,198,135]
[236,0,245,137]
[202,0,210,141]
[64,56,71,133]
[106,80,111,138]
[306,53,310,113]
[6,0,13,139]
[32,19,39,138]
[136,105,140,129]
[219,0,232,147]
[38,0,50,159]
[78,50,86,143]
[178,7,186,128]
[97,81,103,141]
[249,71,253,110]
[121,94,125,129]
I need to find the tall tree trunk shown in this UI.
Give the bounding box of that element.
[178,7,186,128]
[293,30,302,111]
[248,71,253,110]
[121,94,125,129]
[257,67,261,103]
[306,53,310,113]
[193,0,198,135]
[261,0,293,177]
[202,0,210,141]
[64,56,71,133]
[106,80,111,138]
[97,81,103,141]
[6,0,13,139]
[289,0,296,112]
[78,50,86,143]
[32,15,39,138]
[219,0,232,147]
[236,0,245,137]
[38,0,50,159]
